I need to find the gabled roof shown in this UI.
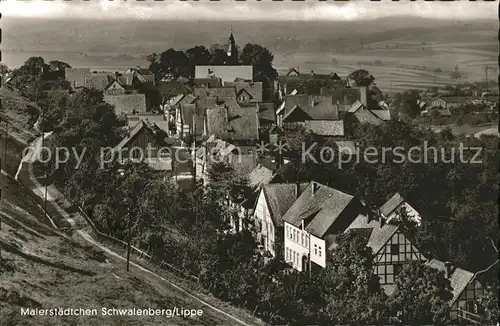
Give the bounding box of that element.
[280,95,339,121]
[286,68,300,76]
[191,78,223,88]
[370,110,391,121]
[248,164,276,189]
[345,214,399,254]
[258,103,276,123]
[353,109,385,125]
[195,66,253,83]
[426,259,476,306]
[262,183,309,227]
[226,81,263,103]
[157,81,192,98]
[304,120,344,137]
[282,182,356,238]
[380,193,405,218]
[348,100,364,113]
[194,86,237,99]
[114,120,156,151]
[84,75,113,91]
[205,106,259,141]
[104,93,147,116]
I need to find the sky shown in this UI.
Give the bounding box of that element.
[0,0,497,21]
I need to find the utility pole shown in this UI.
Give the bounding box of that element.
[485,66,495,92]
[126,210,132,272]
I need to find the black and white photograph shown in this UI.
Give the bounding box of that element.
[0,0,498,325]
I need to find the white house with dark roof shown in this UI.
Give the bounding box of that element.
[123,67,155,85]
[282,181,363,272]
[195,65,253,84]
[253,183,308,258]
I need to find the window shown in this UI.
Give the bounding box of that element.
[305,235,309,248]
[314,244,318,255]
[301,233,304,246]
[394,263,403,276]
[319,246,322,257]
[292,250,296,264]
[296,252,300,267]
[390,244,399,255]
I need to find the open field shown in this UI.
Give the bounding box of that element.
[2,17,496,95]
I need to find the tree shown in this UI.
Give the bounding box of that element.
[240,43,278,99]
[148,48,190,79]
[392,90,421,118]
[48,60,71,72]
[387,260,453,325]
[316,232,387,325]
[134,81,161,111]
[349,69,375,87]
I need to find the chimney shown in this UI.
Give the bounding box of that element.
[311,70,315,76]
[444,261,454,278]
[311,181,319,195]
[295,181,301,198]
[359,86,367,107]
[379,212,385,227]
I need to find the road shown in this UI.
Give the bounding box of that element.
[5,133,259,326]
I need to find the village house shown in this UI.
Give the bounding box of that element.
[257,103,277,131]
[431,96,470,110]
[379,193,422,226]
[346,87,391,126]
[112,120,172,171]
[426,259,492,323]
[84,74,115,91]
[252,182,308,258]
[104,93,147,117]
[282,181,364,272]
[190,78,223,89]
[224,81,263,104]
[126,113,169,134]
[123,67,156,86]
[204,105,260,144]
[344,212,426,295]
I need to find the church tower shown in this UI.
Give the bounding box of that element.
[227,28,238,65]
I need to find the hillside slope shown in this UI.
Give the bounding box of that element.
[0,173,263,326]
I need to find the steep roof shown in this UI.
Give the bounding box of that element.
[195,66,253,83]
[104,93,147,116]
[194,86,237,99]
[345,214,399,254]
[282,182,356,238]
[279,95,339,120]
[380,193,405,218]
[248,164,276,189]
[258,103,276,123]
[426,259,475,306]
[113,120,156,151]
[304,120,344,136]
[225,81,263,103]
[353,109,385,126]
[180,103,204,135]
[263,183,309,227]
[370,110,391,121]
[84,75,113,91]
[205,106,259,141]
[157,81,192,99]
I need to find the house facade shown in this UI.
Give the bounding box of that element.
[346,213,426,295]
[253,183,307,258]
[283,182,363,272]
[431,96,470,109]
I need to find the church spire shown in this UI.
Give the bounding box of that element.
[227,25,238,65]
